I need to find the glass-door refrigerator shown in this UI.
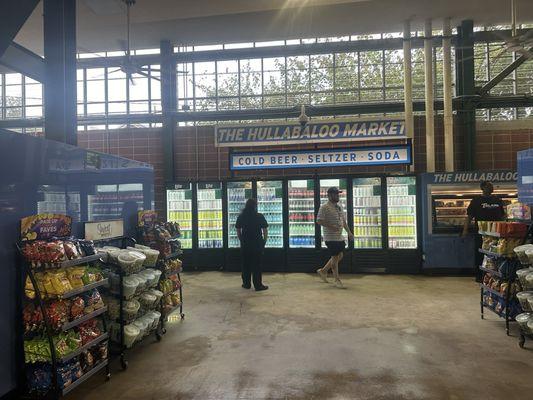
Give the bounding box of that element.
[193,182,223,270]
[385,176,420,273]
[257,180,285,272]
[224,181,250,271]
[319,178,350,273]
[167,183,193,249]
[352,177,382,249]
[257,181,284,248]
[351,177,386,273]
[386,176,417,249]
[196,182,223,250]
[319,179,348,246]
[227,181,252,248]
[287,179,318,272]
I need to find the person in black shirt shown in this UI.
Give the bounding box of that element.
[462,181,506,281]
[235,198,269,291]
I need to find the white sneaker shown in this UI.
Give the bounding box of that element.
[334,279,345,289]
[316,268,328,283]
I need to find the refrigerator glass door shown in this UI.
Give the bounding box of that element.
[88,184,118,221]
[387,176,417,249]
[257,180,284,248]
[227,181,252,248]
[352,177,382,249]
[167,185,193,249]
[288,179,315,248]
[197,183,223,248]
[319,179,348,246]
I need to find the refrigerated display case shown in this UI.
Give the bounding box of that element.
[387,176,417,249]
[88,183,144,222]
[257,181,284,248]
[431,188,517,234]
[37,185,81,222]
[288,179,316,248]
[352,177,382,249]
[319,179,348,246]
[167,183,193,249]
[227,181,252,248]
[197,182,223,249]
[421,171,517,272]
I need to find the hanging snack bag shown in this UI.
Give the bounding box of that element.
[70,296,86,320]
[66,267,86,289]
[63,241,81,260]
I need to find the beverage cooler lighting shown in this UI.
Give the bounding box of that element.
[319,179,347,246]
[288,180,315,248]
[257,181,284,248]
[387,176,417,249]
[197,184,223,248]
[167,185,193,249]
[353,177,382,249]
[227,182,252,248]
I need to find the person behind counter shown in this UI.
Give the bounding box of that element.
[236,198,269,291]
[462,181,506,281]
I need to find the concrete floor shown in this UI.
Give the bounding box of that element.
[71,272,533,400]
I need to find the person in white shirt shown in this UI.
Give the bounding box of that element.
[316,187,354,288]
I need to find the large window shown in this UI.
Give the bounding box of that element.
[1,28,532,127]
[0,73,43,120]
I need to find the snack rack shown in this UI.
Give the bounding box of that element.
[478,223,528,336]
[96,237,163,371]
[19,214,111,399]
[158,247,185,334]
[515,222,533,349]
[137,212,185,333]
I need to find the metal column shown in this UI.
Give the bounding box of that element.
[403,20,415,171]
[424,19,435,172]
[455,20,476,170]
[443,18,454,171]
[43,0,77,145]
[160,40,176,184]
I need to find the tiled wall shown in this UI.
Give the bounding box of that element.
[77,118,531,216]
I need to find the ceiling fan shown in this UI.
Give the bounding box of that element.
[491,0,533,61]
[111,0,160,85]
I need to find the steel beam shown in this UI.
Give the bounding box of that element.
[455,20,476,170]
[0,0,40,57]
[2,94,532,129]
[43,0,77,145]
[478,53,531,96]
[161,40,176,184]
[0,43,44,82]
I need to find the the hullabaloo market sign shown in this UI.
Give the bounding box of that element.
[215,118,406,147]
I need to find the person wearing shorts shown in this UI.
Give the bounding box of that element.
[316,187,354,288]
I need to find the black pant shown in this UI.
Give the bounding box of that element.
[241,245,263,288]
[474,233,483,281]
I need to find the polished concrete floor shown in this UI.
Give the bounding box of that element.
[71,272,533,400]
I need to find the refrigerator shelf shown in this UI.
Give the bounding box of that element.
[354,235,381,238]
[289,198,314,202]
[289,221,315,224]
[354,224,381,227]
[198,228,223,231]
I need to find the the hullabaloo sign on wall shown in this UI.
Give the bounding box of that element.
[216,119,406,147]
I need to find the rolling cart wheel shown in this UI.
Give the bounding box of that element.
[161,328,167,335]
[519,334,526,349]
[156,331,162,341]
[120,357,128,370]
[106,372,111,381]
[181,313,185,320]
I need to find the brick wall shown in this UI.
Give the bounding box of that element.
[475,121,533,170]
